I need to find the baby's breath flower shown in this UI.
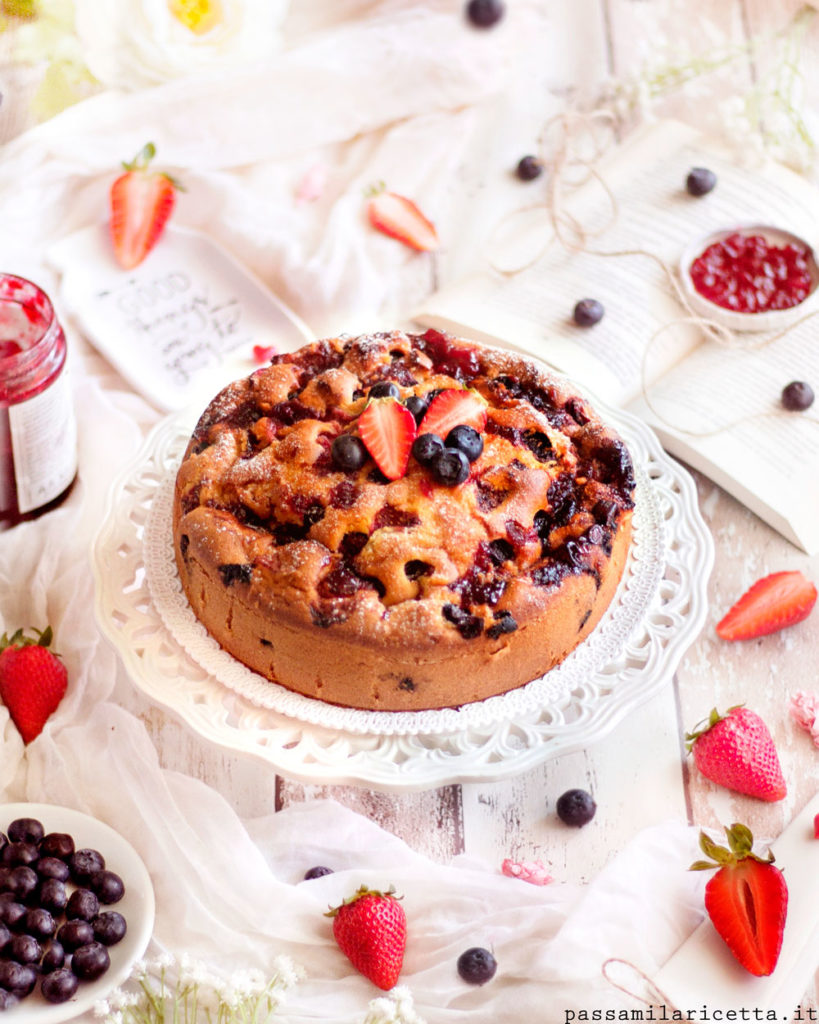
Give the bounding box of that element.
[93,999,112,1018]
[363,986,427,1024]
[96,954,303,1024]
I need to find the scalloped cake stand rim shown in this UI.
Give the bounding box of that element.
[92,400,713,791]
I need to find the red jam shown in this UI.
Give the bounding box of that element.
[0,274,77,529]
[690,232,814,313]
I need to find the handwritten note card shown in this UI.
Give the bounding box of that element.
[48,225,312,412]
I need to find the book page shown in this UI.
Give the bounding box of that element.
[415,118,819,550]
[416,119,819,403]
[627,326,819,553]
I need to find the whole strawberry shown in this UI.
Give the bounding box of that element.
[326,885,406,990]
[0,627,68,743]
[691,823,788,977]
[686,706,786,802]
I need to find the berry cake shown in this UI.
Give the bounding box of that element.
[172,329,636,711]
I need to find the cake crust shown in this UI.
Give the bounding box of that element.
[172,330,636,711]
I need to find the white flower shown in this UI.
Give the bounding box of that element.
[73,0,291,90]
[363,986,427,1024]
[271,955,305,989]
[92,999,111,1018]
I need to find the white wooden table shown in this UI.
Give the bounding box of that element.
[2,0,818,1014]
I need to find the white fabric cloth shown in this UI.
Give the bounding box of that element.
[0,4,712,1021]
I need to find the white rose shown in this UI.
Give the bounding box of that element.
[74,0,290,90]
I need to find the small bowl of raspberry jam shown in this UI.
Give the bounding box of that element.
[679,225,819,332]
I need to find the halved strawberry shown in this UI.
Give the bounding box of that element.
[357,398,417,480]
[691,823,787,977]
[716,570,817,641]
[110,142,181,270]
[418,389,488,439]
[367,190,439,252]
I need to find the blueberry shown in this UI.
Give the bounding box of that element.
[303,866,333,880]
[0,924,9,953]
[8,866,37,901]
[466,0,505,28]
[404,395,429,424]
[39,833,74,861]
[7,819,44,846]
[41,967,79,1004]
[71,941,110,981]
[457,947,497,985]
[0,901,25,929]
[331,434,368,472]
[572,298,605,327]
[781,380,814,411]
[69,848,105,884]
[0,960,36,996]
[516,155,543,181]
[556,788,597,826]
[432,448,470,486]
[685,167,717,197]
[57,918,94,952]
[445,424,483,462]
[66,887,99,922]
[35,856,70,883]
[2,842,38,868]
[412,433,445,466]
[368,381,400,399]
[41,940,65,972]
[92,911,127,946]
[8,933,41,965]
[38,878,68,915]
[23,907,55,941]
[90,869,125,904]
[0,989,18,1010]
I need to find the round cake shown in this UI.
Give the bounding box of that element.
[172,329,636,711]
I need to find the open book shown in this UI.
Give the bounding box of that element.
[414,119,819,553]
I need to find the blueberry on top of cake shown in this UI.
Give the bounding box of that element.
[173,329,635,711]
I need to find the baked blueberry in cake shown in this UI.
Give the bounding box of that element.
[172,329,635,711]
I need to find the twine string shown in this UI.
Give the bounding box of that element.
[485,109,818,440]
[601,957,683,1014]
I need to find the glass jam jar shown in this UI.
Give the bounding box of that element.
[0,274,78,529]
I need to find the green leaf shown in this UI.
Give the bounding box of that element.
[698,830,730,864]
[689,859,718,872]
[725,822,754,858]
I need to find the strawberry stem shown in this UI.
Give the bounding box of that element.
[0,625,58,654]
[689,823,774,872]
[684,704,745,751]
[325,884,401,917]
[120,142,186,192]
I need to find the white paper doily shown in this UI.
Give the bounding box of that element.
[93,404,713,790]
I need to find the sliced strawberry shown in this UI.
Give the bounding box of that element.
[692,824,787,977]
[367,191,439,252]
[357,398,417,480]
[110,143,180,270]
[716,570,817,641]
[418,388,488,439]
